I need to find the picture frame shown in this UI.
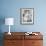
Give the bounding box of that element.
[20,8,34,24]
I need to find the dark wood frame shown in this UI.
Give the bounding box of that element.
[20,8,34,25]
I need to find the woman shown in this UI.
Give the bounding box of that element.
[23,10,32,22]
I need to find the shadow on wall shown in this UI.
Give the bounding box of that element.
[0,16,5,46]
[0,33,4,46]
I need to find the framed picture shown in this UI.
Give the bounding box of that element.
[20,8,34,24]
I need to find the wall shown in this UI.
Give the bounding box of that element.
[0,0,46,46]
[0,0,46,32]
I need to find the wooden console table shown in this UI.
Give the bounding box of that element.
[4,32,43,46]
